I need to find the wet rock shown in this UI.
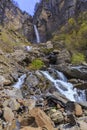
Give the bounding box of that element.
[66,65,87,80]
[30,108,54,130]
[75,104,83,117]
[3,107,14,123]
[26,74,39,88]
[74,82,87,90]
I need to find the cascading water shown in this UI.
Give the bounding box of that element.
[56,70,67,82]
[40,70,86,102]
[34,25,40,43]
[13,74,26,89]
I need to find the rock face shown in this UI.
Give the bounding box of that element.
[33,0,87,42]
[0,0,34,42]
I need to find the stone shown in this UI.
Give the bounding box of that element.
[75,104,83,117]
[57,49,71,64]
[46,41,53,49]
[78,121,87,130]
[26,74,39,88]
[20,127,42,130]
[0,76,11,86]
[3,107,14,123]
[24,99,36,110]
[4,88,23,99]
[30,108,54,130]
[8,98,20,111]
[66,65,87,80]
[48,109,64,123]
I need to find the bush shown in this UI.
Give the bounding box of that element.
[71,53,86,64]
[29,59,44,70]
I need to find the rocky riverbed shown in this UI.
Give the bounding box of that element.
[0,42,87,130]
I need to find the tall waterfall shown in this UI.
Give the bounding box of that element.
[40,70,86,103]
[34,25,40,43]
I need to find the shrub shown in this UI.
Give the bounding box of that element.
[29,59,44,70]
[68,18,76,26]
[71,53,86,64]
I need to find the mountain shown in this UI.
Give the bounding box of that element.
[0,0,34,52]
[34,0,87,42]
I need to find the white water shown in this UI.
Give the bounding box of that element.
[40,70,86,102]
[13,74,26,89]
[25,46,32,52]
[56,70,67,82]
[34,25,40,43]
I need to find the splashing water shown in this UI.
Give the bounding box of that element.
[13,74,26,89]
[40,70,86,102]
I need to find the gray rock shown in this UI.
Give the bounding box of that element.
[26,74,39,88]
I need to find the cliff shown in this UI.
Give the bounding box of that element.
[33,0,87,42]
[0,0,34,42]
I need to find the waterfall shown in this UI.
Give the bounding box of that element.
[40,70,86,102]
[13,74,26,89]
[56,70,67,82]
[34,25,40,43]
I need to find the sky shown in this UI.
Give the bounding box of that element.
[14,0,40,16]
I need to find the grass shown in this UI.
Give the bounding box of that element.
[0,26,30,53]
[29,58,44,70]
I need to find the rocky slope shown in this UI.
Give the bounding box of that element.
[0,0,87,130]
[33,0,87,42]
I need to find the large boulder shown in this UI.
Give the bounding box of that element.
[3,107,14,123]
[25,74,39,88]
[66,65,87,80]
[30,108,54,130]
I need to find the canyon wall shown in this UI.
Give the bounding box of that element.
[33,0,87,42]
[0,0,34,42]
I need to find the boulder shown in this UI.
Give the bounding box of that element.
[8,98,20,111]
[75,104,83,117]
[66,65,87,80]
[48,109,64,123]
[0,75,11,86]
[20,127,42,130]
[56,49,71,64]
[24,99,36,110]
[78,121,87,130]
[26,74,39,88]
[46,41,53,49]
[3,107,14,123]
[30,108,54,130]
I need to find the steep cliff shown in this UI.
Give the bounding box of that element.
[34,0,87,42]
[0,0,34,42]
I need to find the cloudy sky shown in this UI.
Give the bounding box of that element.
[14,0,40,15]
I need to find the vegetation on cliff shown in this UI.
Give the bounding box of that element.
[52,12,87,64]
